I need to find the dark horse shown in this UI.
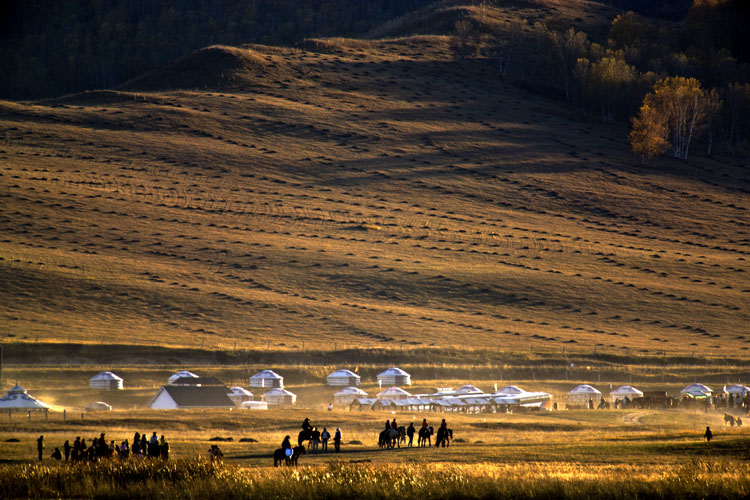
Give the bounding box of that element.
[379,428,400,449]
[435,427,453,448]
[298,429,312,446]
[418,426,434,447]
[273,445,306,467]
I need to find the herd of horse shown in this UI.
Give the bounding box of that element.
[273,426,455,466]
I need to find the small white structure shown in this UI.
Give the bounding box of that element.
[609,385,644,403]
[327,369,360,387]
[333,386,368,405]
[377,367,411,386]
[0,385,51,412]
[168,371,199,384]
[86,401,112,412]
[726,384,750,397]
[240,400,268,410]
[263,388,296,406]
[250,370,284,389]
[680,383,712,398]
[567,384,602,405]
[227,387,254,406]
[455,384,483,395]
[89,372,123,390]
[377,386,412,401]
[497,385,525,395]
[149,386,234,410]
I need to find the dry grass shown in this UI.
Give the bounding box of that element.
[0,2,748,362]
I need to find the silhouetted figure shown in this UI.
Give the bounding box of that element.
[704,426,713,442]
[321,428,330,452]
[333,428,342,452]
[63,440,71,460]
[407,423,415,447]
[51,447,62,460]
[37,435,44,461]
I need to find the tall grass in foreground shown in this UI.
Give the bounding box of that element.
[2,459,749,499]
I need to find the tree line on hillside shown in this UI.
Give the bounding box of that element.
[0,0,431,100]
[455,0,750,160]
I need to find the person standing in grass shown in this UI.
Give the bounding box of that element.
[321,428,330,452]
[334,428,342,452]
[407,422,415,447]
[310,427,320,452]
[704,426,713,442]
[37,435,44,461]
[63,440,71,461]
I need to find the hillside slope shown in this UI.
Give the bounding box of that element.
[0,7,748,359]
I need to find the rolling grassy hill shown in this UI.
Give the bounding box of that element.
[1,2,748,363]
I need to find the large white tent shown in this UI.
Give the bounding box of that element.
[377,367,411,387]
[680,383,712,398]
[609,385,644,402]
[263,388,296,406]
[726,384,750,397]
[0,385,51,414]
[327,369,361,387]
[376,386,412,401]
[250,370,284,389]
[567,384,602,405]
[333,387,368,405]
[89,372,123,390]
[227,387,254,406]
[168,371,199,384]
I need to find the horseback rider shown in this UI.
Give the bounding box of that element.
[391,419,398,429]
[385,419,391,430]
[281,435,292,456]
[440,418,447,430]
[421,418,428,429]
[302,418,312,432]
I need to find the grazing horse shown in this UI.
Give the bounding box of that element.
[725,414,736,426]
[418,426,433,447]
[298,429,312,446]
[273,445,306,467]
[435,427,453,448]
[379,428,400,449]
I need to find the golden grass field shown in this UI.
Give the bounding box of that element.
[0,2,749,496]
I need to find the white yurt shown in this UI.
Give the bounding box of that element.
[327,369,361,387]
[455,384,483,395]
[376,386,412,401]
[567,384,602,405]
[263,388,296,406]
[227,387,254,406]
[89,372,124,390]
[726,384,750,397]
[679,383,712,398]
[250,370,284,389]
[609,385,644,402]
[168,371,199,384]
[498,385,525,395]
[86,401,112,412]
[333,386,368,405]
[377,367,411,387]
[0,385,51,414]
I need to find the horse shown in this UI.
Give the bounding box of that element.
[435,427,453,448]
[273,445,306,467]
[298,429,312,446]
[418,426,433,447]
[397,426,407,446]
[724,413,736,426]
[379,428,400,449]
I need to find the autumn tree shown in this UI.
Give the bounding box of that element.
[719,82,750,155]
[548,27,590,100]
[629,103,668,163]
[637,77,708,160]
[451,20,478,63]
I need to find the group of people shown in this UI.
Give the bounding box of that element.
[383,417,448,447]
[37,432,169,461]
[290,418,342,452]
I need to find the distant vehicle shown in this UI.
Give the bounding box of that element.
[86,401,112,412]
[240,401,268,410]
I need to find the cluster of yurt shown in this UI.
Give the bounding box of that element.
[333,387,368,405]
[227,387,254,406]
[248,370,296,406]
[89,372,123,390]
